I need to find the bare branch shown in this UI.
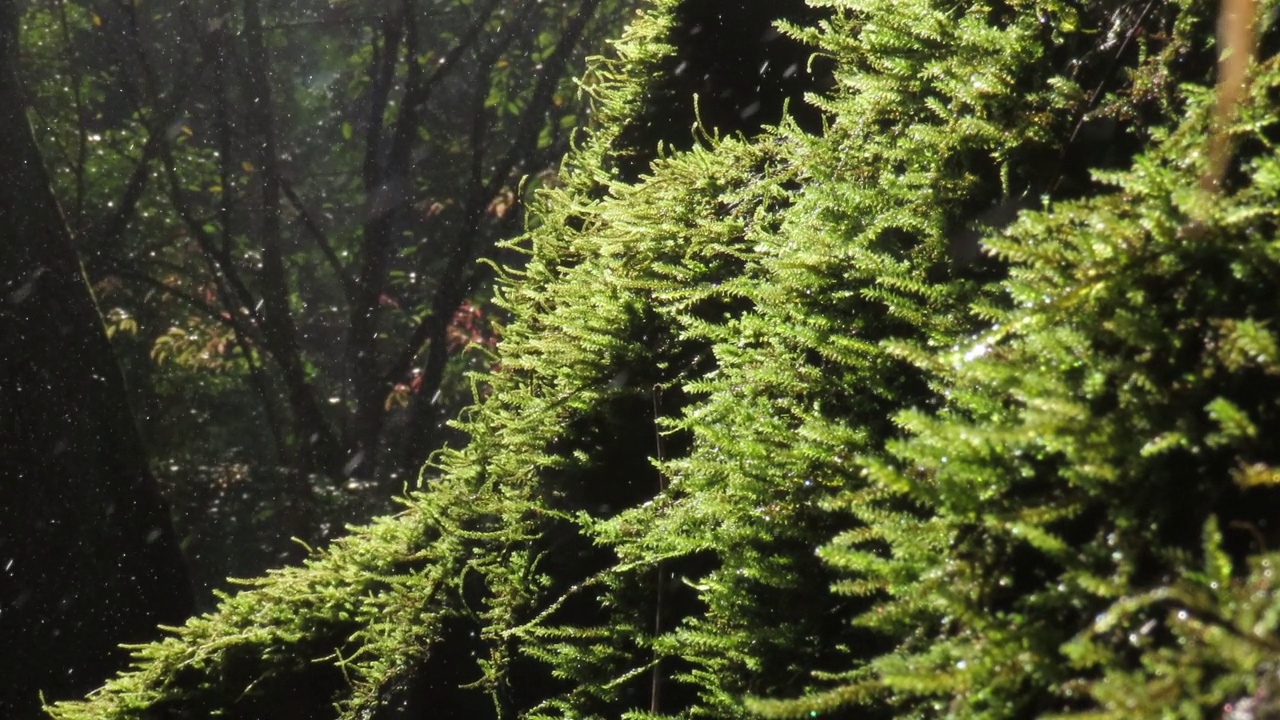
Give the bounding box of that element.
[386,0,604,394]
[90,22,226,250]
[274,172,360,306]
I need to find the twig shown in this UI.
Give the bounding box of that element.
[1202,0,1258,192]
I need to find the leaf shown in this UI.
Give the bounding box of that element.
[1202,516,1232,595]
[1232,461,1280,488]
[1205,396,1257,446]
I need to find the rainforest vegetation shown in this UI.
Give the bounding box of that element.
[5,0,1280,717]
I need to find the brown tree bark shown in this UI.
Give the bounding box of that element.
[0,7,193,717]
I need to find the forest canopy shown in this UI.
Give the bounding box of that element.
[28,0,1280,717]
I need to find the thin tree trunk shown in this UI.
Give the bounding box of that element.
[242,0,344,476]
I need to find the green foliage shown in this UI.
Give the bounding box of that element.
[45,0,1280,718]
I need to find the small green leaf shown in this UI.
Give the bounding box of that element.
[1202,516,1232,595]
[1205,396,1257,446]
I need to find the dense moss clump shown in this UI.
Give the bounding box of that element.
[47,0,1280,718]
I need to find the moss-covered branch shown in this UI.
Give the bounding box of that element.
[49,1,1280,718]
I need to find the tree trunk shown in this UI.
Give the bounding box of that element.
[241,0,345,477]
[0,8,193,717]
